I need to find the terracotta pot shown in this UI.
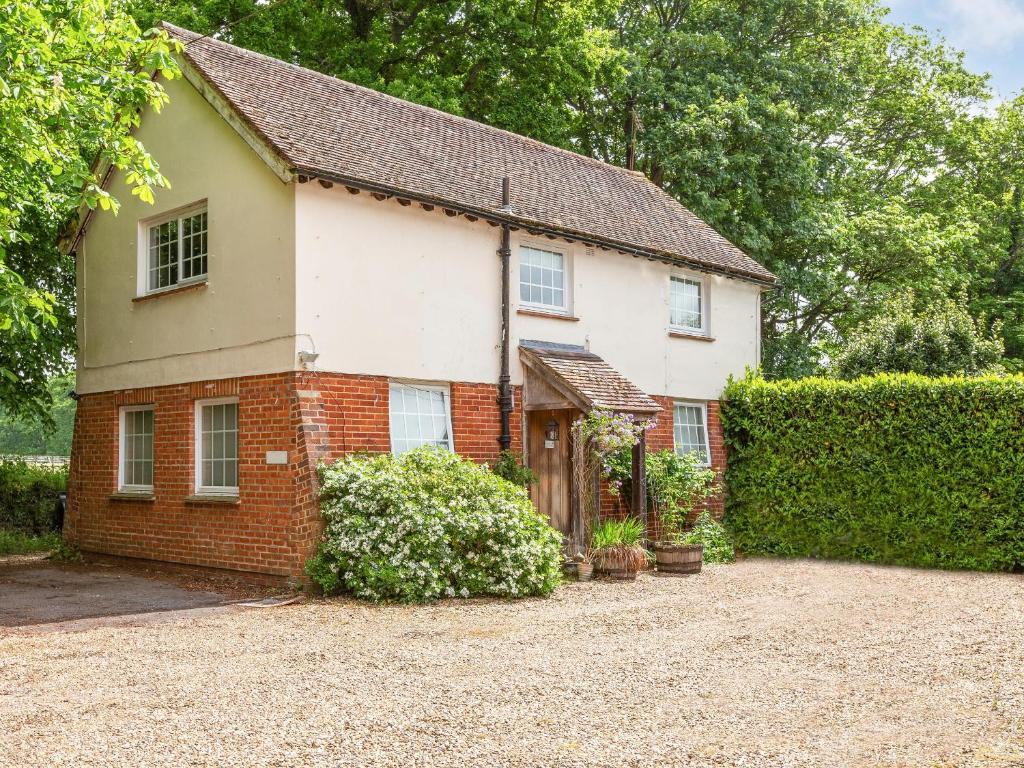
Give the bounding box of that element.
[575,562,594,582]
[653,542,703,575]
[592,545,646,581]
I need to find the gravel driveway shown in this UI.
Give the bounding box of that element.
[2,558,1023,767]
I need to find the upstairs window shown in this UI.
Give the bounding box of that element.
[670,276,705,333]
[147,207,208,292]
[389,383,453,455]
[673,401,710,466]
[519,246,566,313]
[196,398,239,494]
[119,406,154,490]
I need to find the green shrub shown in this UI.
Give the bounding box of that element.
[590,517,645,549]
[607,448,718,541]
[0,460,66,534]
[306,447,563,603]
[0,529,61,556]
[721,372,1024,571]
[490,449,537,488]
[679,512,735,563]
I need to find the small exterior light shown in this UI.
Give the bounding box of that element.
[545,419,559,443]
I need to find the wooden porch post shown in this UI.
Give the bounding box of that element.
[631,431,647,538]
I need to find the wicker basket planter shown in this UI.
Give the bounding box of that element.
[576,562,594,582]
[652,542,704,575]
[592,545,647,581]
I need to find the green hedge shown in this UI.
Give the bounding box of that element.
[721,373,1024,572]
[0,460,67,535]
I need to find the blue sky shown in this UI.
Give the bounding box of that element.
[884,0,1024,99]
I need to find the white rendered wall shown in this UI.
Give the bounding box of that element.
[75,74,296,394]
[295,184,763,400]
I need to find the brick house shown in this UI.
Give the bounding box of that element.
[62,23,776,578]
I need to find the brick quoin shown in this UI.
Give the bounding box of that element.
[66,371,524,577]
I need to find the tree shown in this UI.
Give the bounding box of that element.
[604,1,989,377]
[130,0,624,149]
[0,373,76,455]
[0,0,179,420]
[830,293,1005,379]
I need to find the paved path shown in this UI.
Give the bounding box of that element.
[0,560,231,627]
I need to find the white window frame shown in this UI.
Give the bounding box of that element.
[669,274,708,336]
[388,382,455,455]
[118,404,155,492]
[518,243,570,315]
[138,201,209,296]
[673,400,711,467]
[194,396,240,496]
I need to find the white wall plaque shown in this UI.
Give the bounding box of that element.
[265,451,289,465]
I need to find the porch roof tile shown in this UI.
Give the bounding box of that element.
[520,341,661,414]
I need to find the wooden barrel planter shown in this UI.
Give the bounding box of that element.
[653,543,703,575]
[592,545,646,581]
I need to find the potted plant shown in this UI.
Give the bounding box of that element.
[645,451,719,575]
[572,551,594,582]
[590,518,648,580]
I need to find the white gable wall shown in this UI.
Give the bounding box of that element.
[295,183,762,400]
[75,74,296,394]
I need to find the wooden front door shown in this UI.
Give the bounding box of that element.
[528,409,573,538]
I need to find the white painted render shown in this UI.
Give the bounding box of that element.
[75,74,296,394]
[76,72,763,401]
[295,184,763,400]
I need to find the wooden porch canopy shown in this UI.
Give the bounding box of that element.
[519,340,661,542]
[518,340,661,416]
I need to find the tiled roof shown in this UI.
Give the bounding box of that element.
[520,341,661,414]
[162,23,776,285]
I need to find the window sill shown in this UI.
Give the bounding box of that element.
[517,308,579,322]
[184,493,240,505]
[668,329,714,342]
[133,280,208,303]
[110,490,155,502]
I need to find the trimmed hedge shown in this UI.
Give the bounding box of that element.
[0,460,67,535]
[721,373,1024,572]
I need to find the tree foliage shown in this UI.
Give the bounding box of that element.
[830,293,1005,379]
[0,0,179,418]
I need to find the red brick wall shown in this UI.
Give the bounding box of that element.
[67,374,304,576]
[66,371,523,575]
[451,382,523,463]
[67,369,725,575]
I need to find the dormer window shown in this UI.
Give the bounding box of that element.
[146,206,208,292]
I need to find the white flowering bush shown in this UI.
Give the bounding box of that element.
[306,447,563,603]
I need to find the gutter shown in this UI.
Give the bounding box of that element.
[497,177,513,452]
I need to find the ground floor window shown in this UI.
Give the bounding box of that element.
[389,383,453,455]
[673,401,710,466]
[119,405,154,490]
[195,398,239,493]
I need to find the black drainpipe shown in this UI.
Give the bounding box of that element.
[498,176,513,452]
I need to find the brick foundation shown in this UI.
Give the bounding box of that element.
[67,370,720,575]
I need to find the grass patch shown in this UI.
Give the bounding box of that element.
[0,529,62,556]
